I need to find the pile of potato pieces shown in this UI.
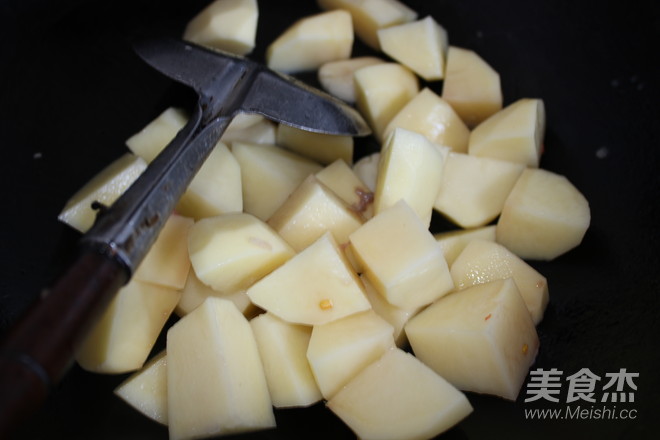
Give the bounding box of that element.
[58,0,591,439]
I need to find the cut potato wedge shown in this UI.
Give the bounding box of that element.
[232,141,322,221]
[316,159,374,219]
[378,15,449,81]
[76,279,180,374]
[58,153,147,233]
[114,351,169,425]
[433,152,525,228]
[349,200,454,310]
[174,141,243,220]
[221,116,277,145]
[126,107,187,163]
[442,46,502,127]
[434,225,497,267]
[318,56,385,102]
[352,152,380,192]
[497,168,591,260]
[327,348,473,440]
[405,279,539,400]
[176,270,255,318]
[360,275,418,348]
[468,98,545,167]
[167,298,275,440]
[247,232,371,326]
[354,62,419,141]
[183,0,258,55]
[317,0,417,49]
[267,175,364,252]
[375,127,446,227]
[451,239,549,324]
[307,310,394,399]
[276,123,353,165]
[133,214,193,290]
[266,10,353,73]
[188,212,295,292]
[250,313,322,408]
[383,87,470,153]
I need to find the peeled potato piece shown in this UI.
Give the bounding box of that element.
[307,310,395,399]
[183,0,258,55]
[126,107,187,163]
[250,313,322,408]
[266,10,353,73]
[188,212,295,292]
[349,200,454,310]
[327,348,473,440]
[378,15,449,81]
[497,168,591,260]
[405,278,539,400]
[354,63,419,141]
[434,225,497,267]
[58,153,146,233]
[76,279,180,374]
[383,87,470,153]
[468,98,545,167]
[318,56,385,103]
[450,239,549,324]
[442,46,502,127]
[133,214,193,290]
[114,351,169,426]
[247,232,371,326]
[231,141,322,221]
[317,0,417,49]
[433,152,525,228]
[375,127,446,227]
[167,298,275,440]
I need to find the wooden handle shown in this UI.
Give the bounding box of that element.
[0,249,128,437]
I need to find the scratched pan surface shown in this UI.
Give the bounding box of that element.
[1,0,659,438]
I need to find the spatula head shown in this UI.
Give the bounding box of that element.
[134,37,371,136]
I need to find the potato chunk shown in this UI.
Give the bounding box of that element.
[327,348,473,440]
[497,168,591,260]
[267,175,364,252]
[176,270,255,318]
[375,128,446,227]
[250,313,322,408]
[247,232,371,325]
[114,351,168,425]
[183,0,258,55]
[315,159,374,219]
[307,310,395,399]
[174,141,243,219]
[125,107,187,163]
[378,16,449,81]
[450,239,549,324]
[266,10,353,73]
[76,279,180,374]
[433,152,524,228]
[354,62,419,141]
[434,225,496,267]
[318,56,385,102]
[317,0,417,49]
[232,141,322,220]
[468,98,545,167]
[133,214,194,290]
[187,212,295,292]
[405,279,539,400]
[349,200,454,310]
[442,46,502,127]
[167,298,275,440]
[58,153,146,233]
[383,87,470,153]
